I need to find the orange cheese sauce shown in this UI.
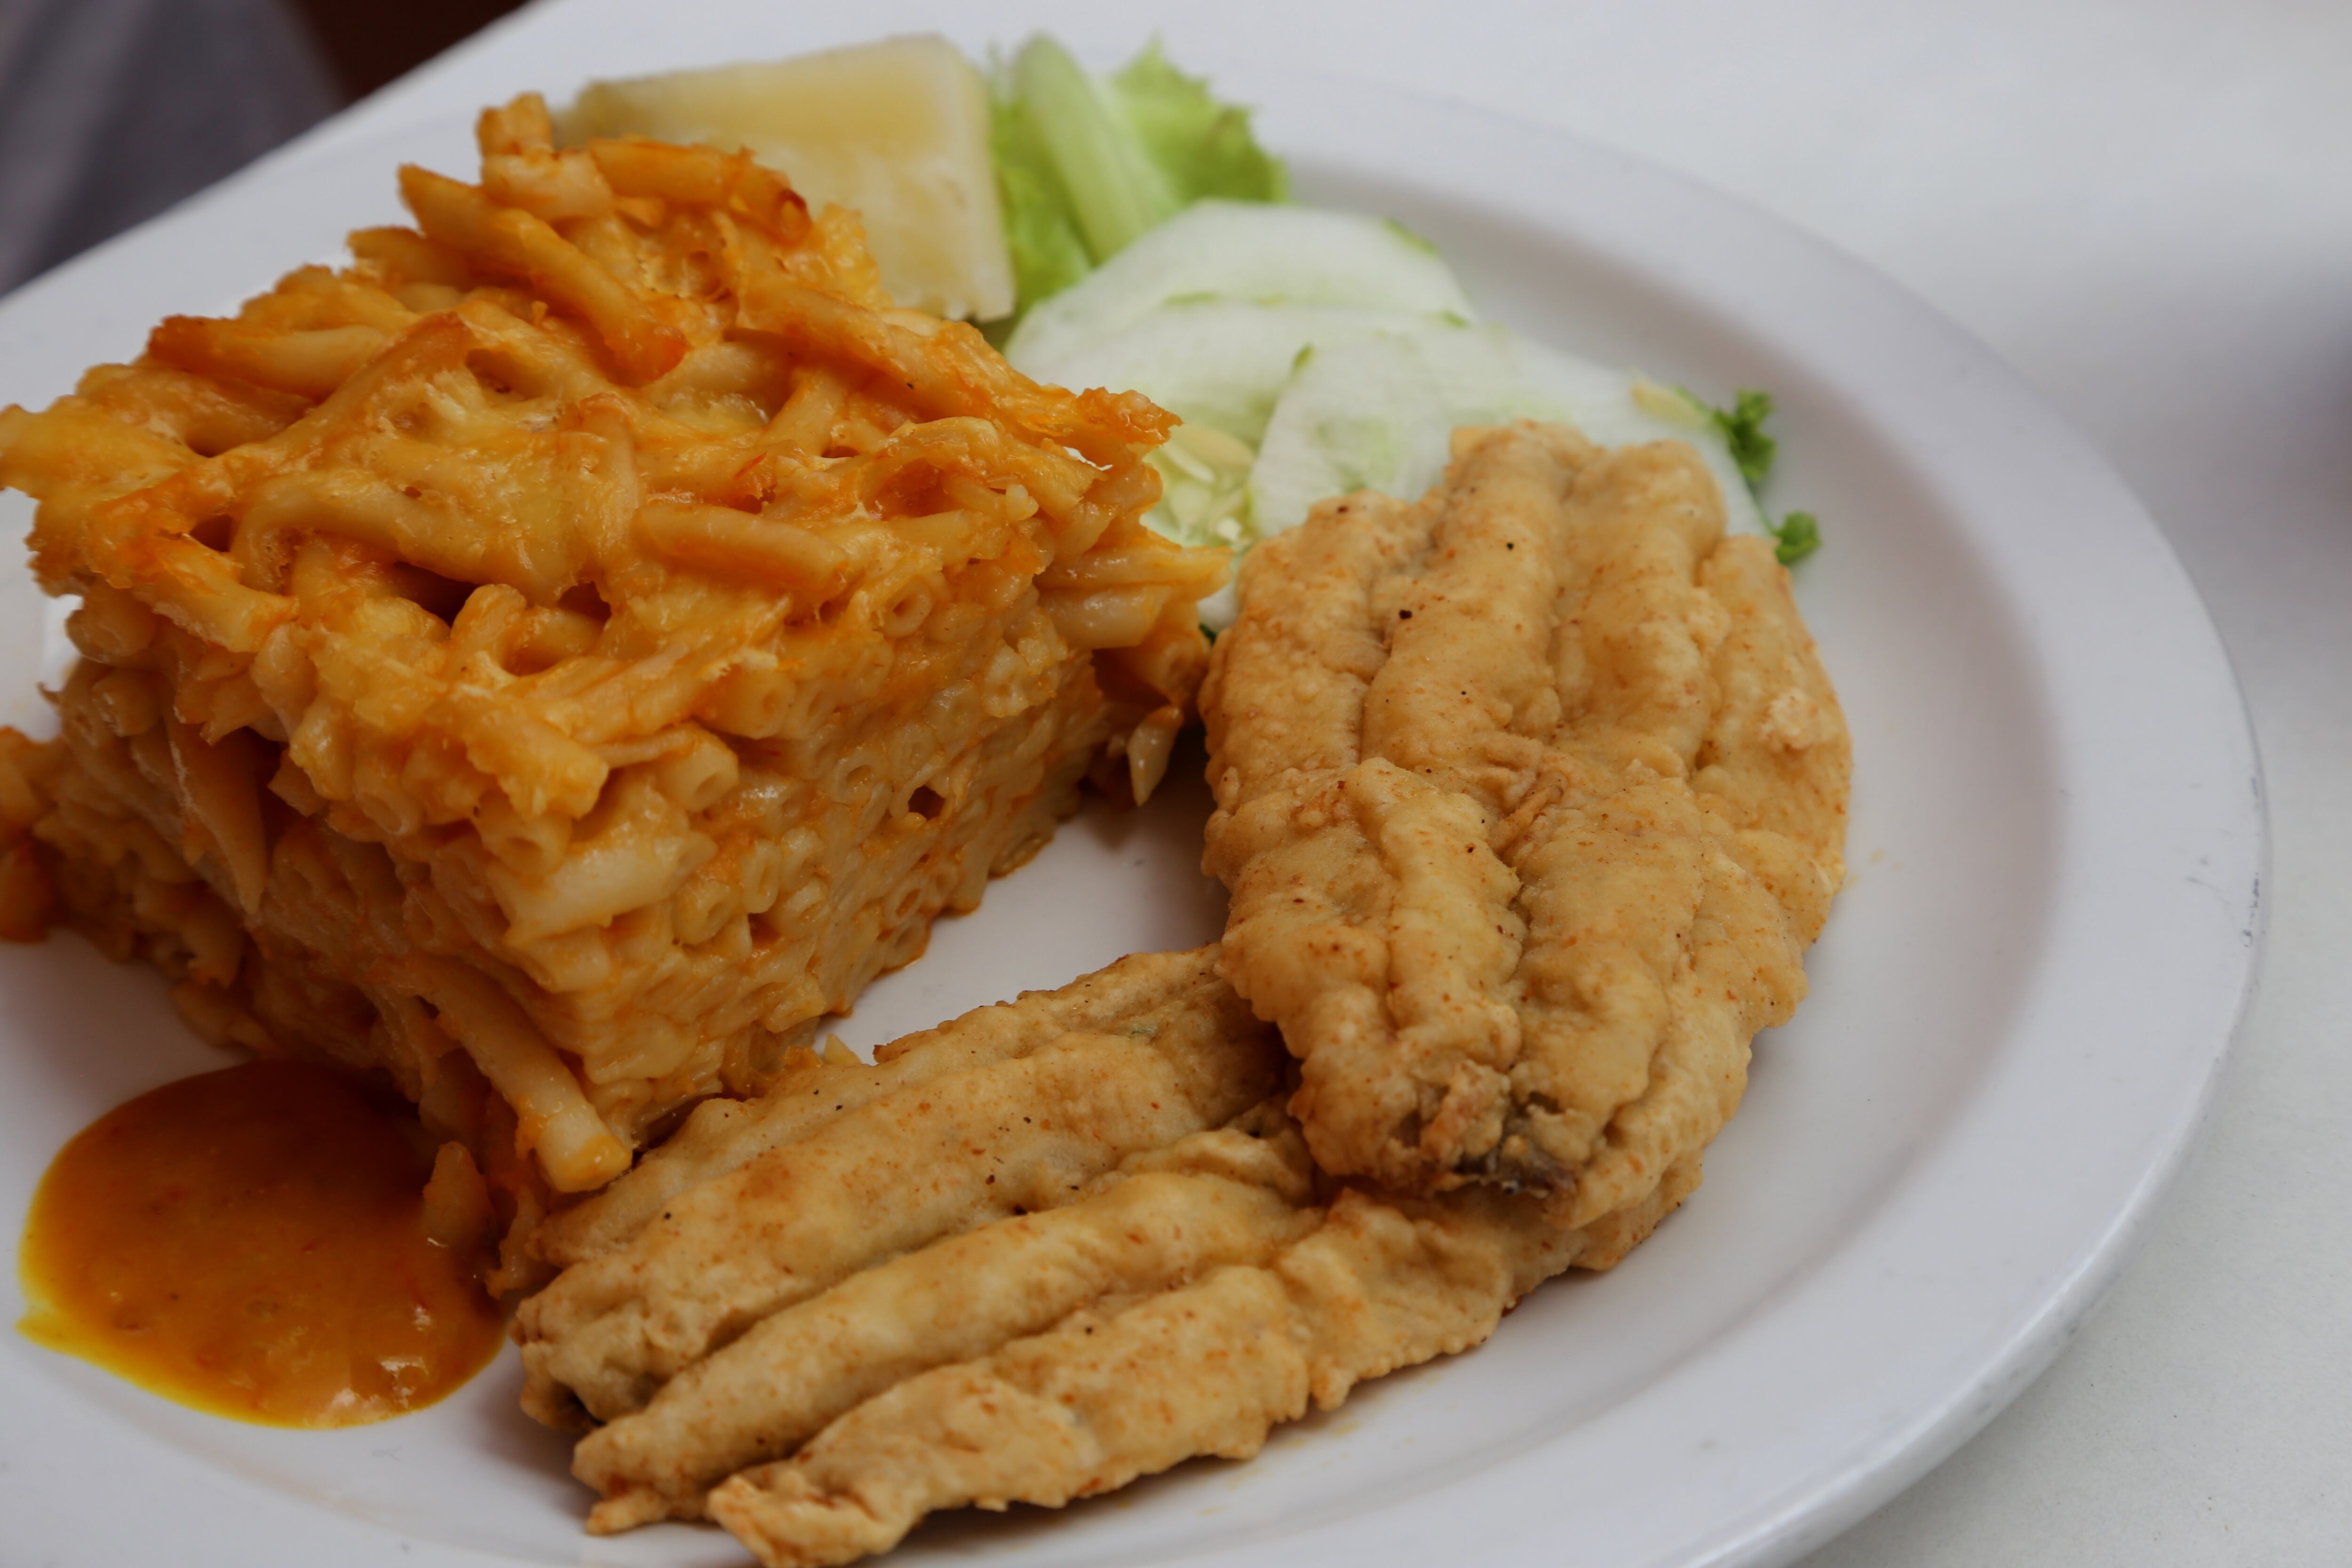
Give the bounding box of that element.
[17,1059,503,1427]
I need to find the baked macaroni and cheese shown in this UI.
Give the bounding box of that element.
[0,96,1223,1281]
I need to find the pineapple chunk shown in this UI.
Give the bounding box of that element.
[559,35,1014,321]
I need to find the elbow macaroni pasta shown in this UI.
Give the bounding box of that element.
[0,96,1223,1281]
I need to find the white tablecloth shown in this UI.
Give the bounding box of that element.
[73,0,2352,1559]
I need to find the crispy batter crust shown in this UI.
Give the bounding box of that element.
[1200,424,1848,1212]
[513,948,1286,1426]
[528,946,1252,1267]
[707,1163,1698,1568]
[577,1132,1320,1529]
[523,946,1707,1566]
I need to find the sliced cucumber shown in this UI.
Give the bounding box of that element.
[1017,300,1452,447]
[1242,336,1452,539]
[1248,324,1769,537]
[1003,200,1474,368]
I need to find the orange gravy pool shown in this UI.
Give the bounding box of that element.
[17,1059,503,1426]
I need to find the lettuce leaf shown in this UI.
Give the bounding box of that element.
[1004,37,1176,267]
[1112,43,1287,212]
[990,72,1096,316]
[989,36,1286,322]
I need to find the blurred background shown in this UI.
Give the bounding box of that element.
[0,0,523,295]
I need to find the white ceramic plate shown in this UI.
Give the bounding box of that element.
[0,68,2261,1568]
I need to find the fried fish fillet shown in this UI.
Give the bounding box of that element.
[705,1161,1694,1568]
[526,946,1266,1271]
[513,947,1287,1427]
[1200,423,1848,1213]
[521,946,1701,1566]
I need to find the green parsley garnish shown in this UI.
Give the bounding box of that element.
[1693,387,1778,494]
[1768,510,1821,566]
[1682,386,1821,565]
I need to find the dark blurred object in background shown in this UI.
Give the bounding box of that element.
[0,0,527,298]
[289,0,526,98]
[0,0,336,293]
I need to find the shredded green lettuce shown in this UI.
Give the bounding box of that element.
[988,36,1286,323]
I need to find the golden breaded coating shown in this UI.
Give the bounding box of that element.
[577,1129,1320,1531]
[0,95,1225,1266]
[522,946,1706,1566]
[708,1166,1696,1568]
[1200,423,1847,1214]
[528,944,1252,1269]
[513,948,1287,1427]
